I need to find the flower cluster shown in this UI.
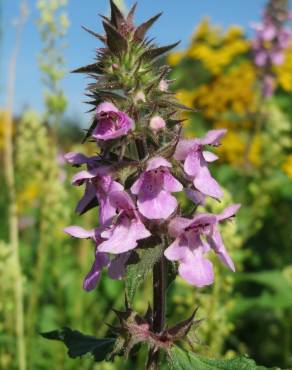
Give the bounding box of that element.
[65,113,239,290]
[168,19,250,75]
[252,0,292,96]
[64,2,240,291]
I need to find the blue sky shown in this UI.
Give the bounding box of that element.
[1,0,269,121]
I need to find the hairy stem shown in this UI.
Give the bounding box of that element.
[151,255,167,369]
[152,256,166,332]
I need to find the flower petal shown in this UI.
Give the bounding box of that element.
[76,182,96,214]
[178,253,214,287]
[146,156,172,171]
[108,252,130,280]
[202,151,218,162]
[130,175,144,195]
[184,151,202,177]
[185,188,205,205]
[64,152,90,165]
[163,171,183,192]
[194,166,224,199]
[109,191,135,211]
[217,204,241,221]
[99,216,141,254]
[164,237,189,261]
[64,225,94,239]
[208,230,235,271]
[83,253,109,291]
[137,190,177,220]
[96,102,118,114]
[168,217,193,238]
[200,129,227,146]
[174,139,198,161]
[72,169,100,185]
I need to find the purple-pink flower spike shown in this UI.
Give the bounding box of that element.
[252,0,291,97]
[51,1,244,365]
[64,0,240,333]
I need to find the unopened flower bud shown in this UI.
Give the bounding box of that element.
[159,79,168,92]
[149,115,166,132]
[133,91,146,104]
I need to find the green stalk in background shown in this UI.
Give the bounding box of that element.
[37,0,69,135]
[3,2,29,370]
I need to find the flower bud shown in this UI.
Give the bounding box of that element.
[133,91,146,104]
[149,115,166,132]
[159,79,168,92]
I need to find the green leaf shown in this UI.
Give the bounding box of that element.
[126,239,164,304]
[170,346,280,370]
[231,270,292,317]
[41,327,115,362]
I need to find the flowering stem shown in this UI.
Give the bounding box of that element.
[152,256,166,333]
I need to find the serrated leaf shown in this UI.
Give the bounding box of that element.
[134,13,162,41]
[170,346,280,370]
[103,21,128,54]
[41,328,115,362]
[142,41,180,60]
[126,240,164,304]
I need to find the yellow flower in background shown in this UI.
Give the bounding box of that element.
[223,25,245,42]
[186,20,250,75]
[17,183,39,213]
[216,130,261,167]
[175,89,195,108]
[167,50,185,66]
[274,44,292,91]
[191,62,257,120]
[282,155,292,178]
[192,18,220,45]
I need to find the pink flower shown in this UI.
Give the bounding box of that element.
[164,204,240,287]
[175,129,226,200]
[63,226,109,291]
[92,102,133,141]
[64,152,100,167]
[72,166,123,225]
[64,226,131,290]
[131,157,183,220]
[262,75,275,97]
[98,191,151,254]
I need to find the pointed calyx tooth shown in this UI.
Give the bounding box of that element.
[103,21,128,54]
[142,41,181,60]
[110,0,125,28]
[134,12,163,41]
[81,25,106,42]
[71,62,104,74]
[126,2,137,24]
[165,306,201,340]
